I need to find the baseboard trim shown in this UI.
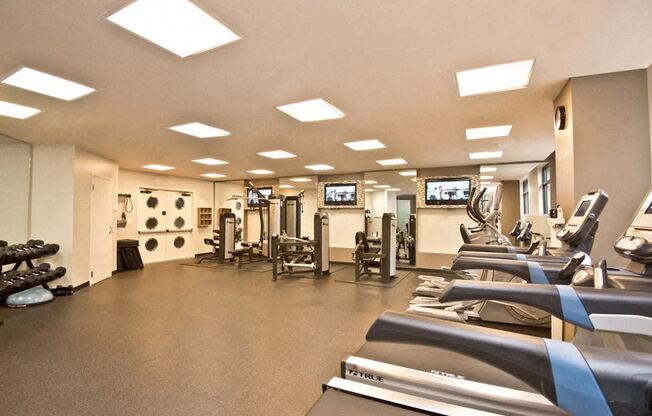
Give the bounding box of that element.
[74,281,90,292]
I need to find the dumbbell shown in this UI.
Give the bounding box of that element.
[26,240,45,247]
[0,240,7,248]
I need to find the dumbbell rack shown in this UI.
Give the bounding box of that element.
[0,240,67,313]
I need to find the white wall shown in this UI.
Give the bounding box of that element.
[30,145,76,286]
[117,169,214,255]
[73,148,119,285]
[417,208,468,254]
[325,209,364,248]
[0,137,31,243]
[648,64,652,177]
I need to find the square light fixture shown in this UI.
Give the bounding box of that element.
[201,173,226,178]
[373,185,391,189]
[279,184,294,189]
[305,164,334,171]
[456,59,535,97]
[466,125,512,140]
[480,175,494,180]
[386,188,401,192]
[480,166,497,173]
[365,180,378,185]
[2,68,95,101]
[399,170,417,177]
[107,0,240,58]
[0,100,41,119]
[469,151,503,160]
[257,150,297,159]
[480,182,491,186]
[365,189,376,192]
[142,164,174,171]
[344,139,385,151]
[290,177,312,182]
[411,178,417,182]
[277,98,344,122]
[247,169,274,175]
[377,158,407,166]
[169,122,230,138]
[192,158,228,165]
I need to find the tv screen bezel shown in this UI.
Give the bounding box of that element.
[247,186,273,207]
[424,177,472,206]
[324,182,358,206]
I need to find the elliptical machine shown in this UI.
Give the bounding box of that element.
[459,184,510,246]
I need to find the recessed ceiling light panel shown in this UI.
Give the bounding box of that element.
[257,150,297,159]
[377,158,407,166]
[456,59,534,97]
[480,166,497,173]
[142,164,174,171]
[2,68,95,101]
[344,139,386,151]
[290,177,312,182]
[480,175,494,180]
[364,180,378,185]
[247,169,274,175]
[192,158,228,165]
[170,122,230,138]
[373,185,390,189]
[277,98,344,122]
[466,125,512,140]
[201,173,226,178]
[0,100,41,119]
[386,188,401,192]
[279,184,294,189]
[398,170,417,177]
[469,151,504,160]
[304,164,334,171]
[107,0,241,58]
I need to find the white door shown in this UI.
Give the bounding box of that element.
[90,176,114,285]
[138,189,166,232]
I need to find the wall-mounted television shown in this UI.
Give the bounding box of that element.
[247,187,272,207]
[425,177,471,206]
[324,183,357,206]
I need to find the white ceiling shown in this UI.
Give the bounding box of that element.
[0,1,651,181]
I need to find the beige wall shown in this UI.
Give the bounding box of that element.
[554,81,575,217]
[554,69,651,265]
[500,181,520,236]
[117,169,214,255]
[0,137,31,243]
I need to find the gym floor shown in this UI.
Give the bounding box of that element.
[0,261,419,416]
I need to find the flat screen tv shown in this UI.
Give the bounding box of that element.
[425,178,471,206]
[324,183,357,206]
[247,187,272,207]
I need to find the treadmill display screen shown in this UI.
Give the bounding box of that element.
[574,200,592,217]
[645,200,652,214]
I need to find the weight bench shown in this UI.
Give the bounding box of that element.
[229,241,263,269]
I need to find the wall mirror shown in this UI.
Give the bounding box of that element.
[0,134,32,244]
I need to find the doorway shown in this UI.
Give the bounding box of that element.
[90,175,115,285]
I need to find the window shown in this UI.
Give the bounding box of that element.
[521,179,529,215]
[541,164,551,215]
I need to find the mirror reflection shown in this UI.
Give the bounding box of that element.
[0,134,32,244]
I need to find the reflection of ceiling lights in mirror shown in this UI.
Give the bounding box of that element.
[469,151,503,160]
[170,122,230,138]
[456,59,535,96]
[480,175,494,180]
[2,67,95,101]
[247,169,274,175]
[279,184,294,189]
[398,170,417,176]
[290,177,312,182]
[142,164,174,171]
[0,100,41,119]
[277,98,344,122]
[411,178,417,182]
[373,185,391,189]
[465,125,512,140]
[257,150,296,159]
[386,188,401,192]
[377,158,407,166]
[365,189,375,192]
[344,139,385,151]
[201,173,226,178]
[364,180,378,184]
[192,158,228,165]
[480,166,497,173]
[107,0,241,58]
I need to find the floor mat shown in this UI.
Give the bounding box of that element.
[334,269,413,287]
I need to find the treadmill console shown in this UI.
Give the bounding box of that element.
[556,190,608,246]
[614,189,652,263]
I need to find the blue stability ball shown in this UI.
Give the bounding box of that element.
[5,286,55,307]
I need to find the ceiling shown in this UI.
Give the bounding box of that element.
[365,170,417,194]
[0,1,651,181]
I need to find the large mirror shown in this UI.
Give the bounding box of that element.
[364,169,417,269]
[0,134,31,244]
